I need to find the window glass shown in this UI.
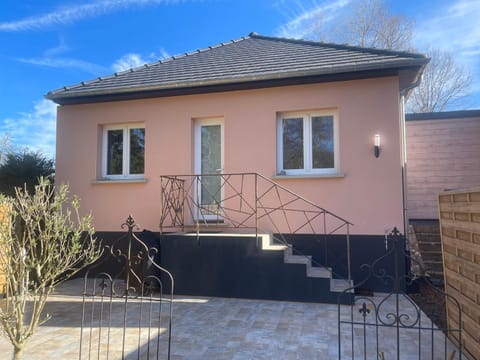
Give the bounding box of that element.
[103,125,145,178]
[282,117,304,170]
[312,115,334,169]
[107,129,123,175]
[129,128,145,174]
[278,111,337,175]
[200,125,222,206]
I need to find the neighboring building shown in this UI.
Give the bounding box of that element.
[47,33,427,301]
[406,110,480,220]
[406,110,480,284]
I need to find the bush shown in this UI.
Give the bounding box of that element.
[0,179,100,359]
[0,151,54,197]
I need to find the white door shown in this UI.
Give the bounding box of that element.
[194,118,224,220]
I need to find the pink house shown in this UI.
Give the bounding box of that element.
[47,33,428,302]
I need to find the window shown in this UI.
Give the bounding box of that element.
[102,124,145,179]
[277,111,338,175]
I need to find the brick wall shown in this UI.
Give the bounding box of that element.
[438,188,480,359]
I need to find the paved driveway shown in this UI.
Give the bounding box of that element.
[0,279,460,359]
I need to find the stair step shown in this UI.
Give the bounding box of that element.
[285,254,311,265]
[411,224,440,234]
[417,239,442,244]
[417,242,442,249]
[416,233,440,238]
[424,262,444,272]
[260,234,287,251]
[422,254,443,262]
[331,279,354,293]
[420,250,442,256]
[410,221,445,281]
[264,238,354,297]
[423,258,444,264]
[423,259,443,264]
[307,266,331,278]
[284,246,310,264]
[426,270,444,277]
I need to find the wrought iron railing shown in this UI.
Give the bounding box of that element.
[80,216,174,359]
[160,173,353,281]
[337,228,463,359]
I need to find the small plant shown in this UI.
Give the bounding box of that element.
[0,179,101,359]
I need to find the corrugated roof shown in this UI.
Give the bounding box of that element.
[46,33,428,104]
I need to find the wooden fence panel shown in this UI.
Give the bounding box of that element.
[0,203,8,294]
[438,188,480,360]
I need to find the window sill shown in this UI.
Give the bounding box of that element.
[272,173,345,179]
[92,178,148,184]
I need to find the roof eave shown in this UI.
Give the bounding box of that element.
[406,109,480,121]
[46,60,428,105]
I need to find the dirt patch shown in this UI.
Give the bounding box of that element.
[409,279,447,331]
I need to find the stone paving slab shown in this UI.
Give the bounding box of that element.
[0,279,462,359]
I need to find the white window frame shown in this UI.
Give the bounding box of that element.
[277,110,339,176]
[102,123,145,179]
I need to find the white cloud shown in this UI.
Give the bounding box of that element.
[112,49,170,72]
[275,0,351,39]
[112,53,146,72]
[414,0,480,66]
[15,37,108,75]
[413,0,480,108]
[0,99,57,158]
[152,48,171,61]
[44,36,70,57]
[0,0,183,32]
[17,56,108,75]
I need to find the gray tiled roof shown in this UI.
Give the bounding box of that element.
[46,33,428,104]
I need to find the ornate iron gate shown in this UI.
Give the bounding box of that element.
[80,216,174,359]
[337,228,463,359]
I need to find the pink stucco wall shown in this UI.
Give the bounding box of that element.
[56,77,404,234]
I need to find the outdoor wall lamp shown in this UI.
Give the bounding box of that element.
[374,134,381,158]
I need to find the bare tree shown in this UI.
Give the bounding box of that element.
[407,48,473,112]
[305,0,472,112]
[0,135,10,164]
[0,179,100,359]
[341,0,414,50]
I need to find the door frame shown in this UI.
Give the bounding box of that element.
[193,117,224,221]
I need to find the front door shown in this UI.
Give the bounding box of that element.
[194,118,224,220]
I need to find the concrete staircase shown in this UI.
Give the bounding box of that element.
[165,231,354,304]
[409,221,443,284]
[260,234,353,295]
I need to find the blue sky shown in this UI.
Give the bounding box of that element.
[1,0,479,157]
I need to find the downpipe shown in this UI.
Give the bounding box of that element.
[399,79,421,239]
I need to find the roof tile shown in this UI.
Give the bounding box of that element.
[46,33,428,104]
